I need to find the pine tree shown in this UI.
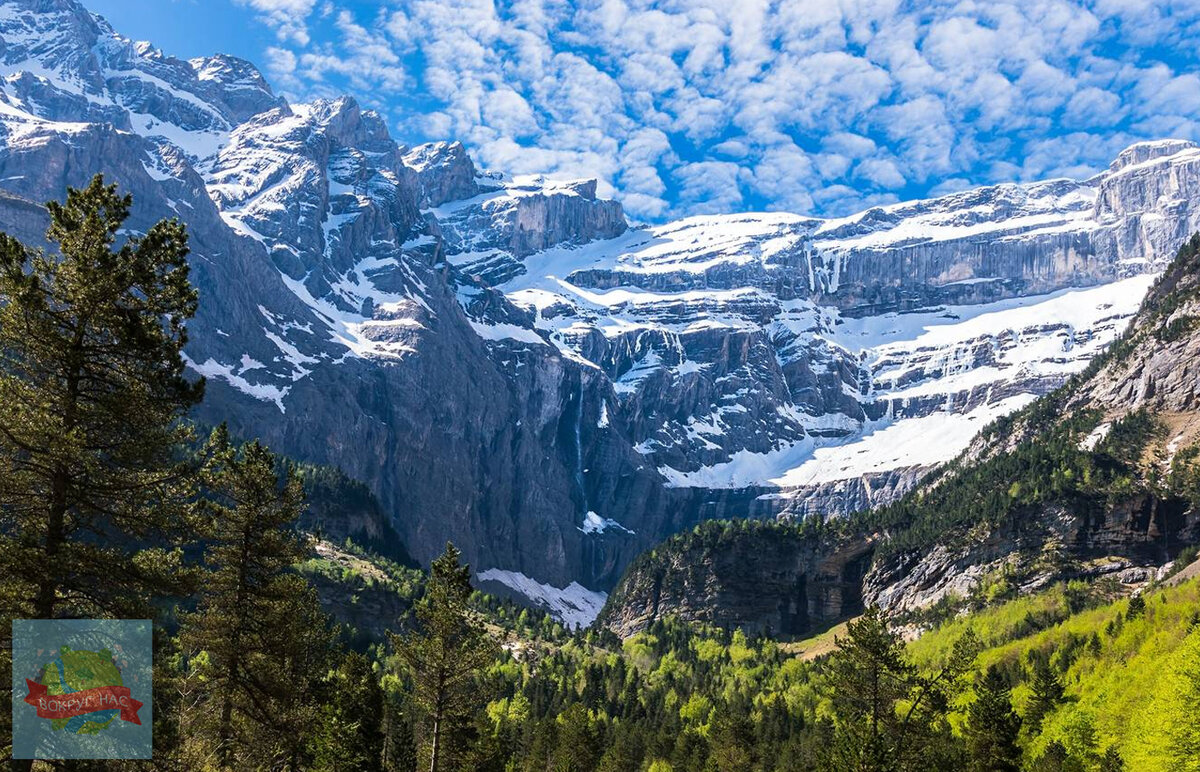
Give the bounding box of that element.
[311,650,386,772]
[1026,659,1065,734]
[966,666,1023,772]
[180,426,333,769]
[707,709,756,772]
[1126,594,1146,620]
[1032,739,1071,772]
[0,174,203,619]
[823,606,976,772]
[550,702,601,771]
[391,542,497,772]
[0,175,202,769]
[823,607,914,771]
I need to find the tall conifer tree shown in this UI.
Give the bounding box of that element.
[0,176,202,765]
[966,666,1023,772]
[391,542,497,772]
[0,174,202,621]
[824,606,977,771]
[181,426,333,769]
[1026,660,1066,734]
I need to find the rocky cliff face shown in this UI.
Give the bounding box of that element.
[0,0,661,603]
[599,523,875,638]
[861,496,1197,617]
[474,147,1200,529]
[602,488,1199,638]
[8,0,1200,626]
[602,236,1200,637]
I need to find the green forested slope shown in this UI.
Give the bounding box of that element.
[909,568,1200,771]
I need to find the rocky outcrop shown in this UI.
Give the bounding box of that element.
[773,467,931,521]
[602,483,1199,637]
[437,176,627,268]
[305,542,413,644]
[1072,234,1200,416]
[599,523,875,638]
[402,141,482,208]
[863,496,1198,616]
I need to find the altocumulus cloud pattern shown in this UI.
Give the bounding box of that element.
[237,0,1200,221]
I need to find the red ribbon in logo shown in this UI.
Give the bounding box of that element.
[23,679,143,726]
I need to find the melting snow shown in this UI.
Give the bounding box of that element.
[469,321,547,345]
[183,353,289,412]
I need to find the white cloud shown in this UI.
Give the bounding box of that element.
[237,0,317,46]
[244,0,1200,219]
[855,158,906,190]
[1064,87,1123,128]
[673,161,747,214]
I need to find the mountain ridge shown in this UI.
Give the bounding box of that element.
[602,234,1200,637]
[5,0,1200,625]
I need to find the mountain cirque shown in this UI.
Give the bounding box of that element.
[5,0,1200,623]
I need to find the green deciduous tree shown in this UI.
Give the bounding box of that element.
[1166,631,1200,771]
[391,542,497,772]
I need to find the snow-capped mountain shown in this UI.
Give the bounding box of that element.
[459,140,1198,521]
[4,0,1200,625]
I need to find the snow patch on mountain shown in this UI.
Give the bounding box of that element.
[182,353,290,412]
[660,394,1037,489]
[580,511,634,535]
[476,569,608,629]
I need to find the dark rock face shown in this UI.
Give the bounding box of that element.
[599,526,875,638]
[863,496,1200,616]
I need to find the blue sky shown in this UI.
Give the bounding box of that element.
[88,0,1200,222]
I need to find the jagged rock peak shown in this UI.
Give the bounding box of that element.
[0,0,286,129]
[300,96,395,152]
[1109,139,1200,173]
[402,140,482,208]
[186,53,281,122]
[0,0,105,76]
[190,52,273,90]
[403,140,471,172]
